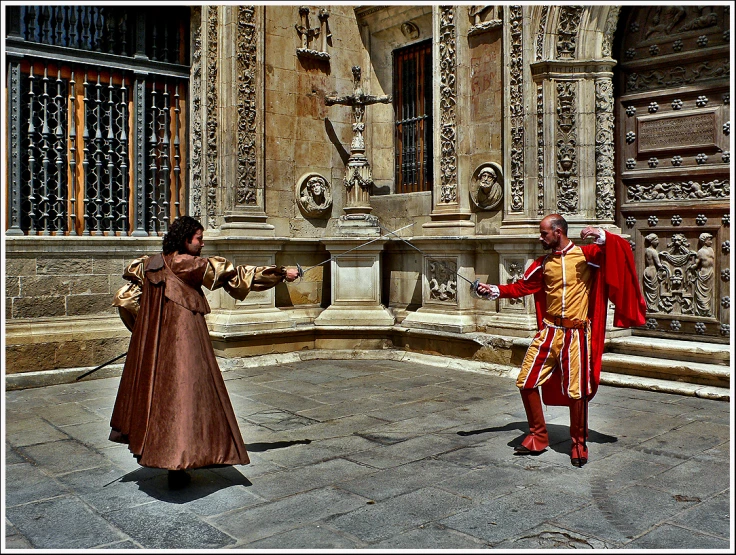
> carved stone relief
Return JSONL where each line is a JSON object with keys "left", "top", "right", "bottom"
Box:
{"left": 627, "top": 179, "right": 729, "bottom": 202}
{"left": 468, "top": 6, "right": 502, "bottom": 36}
{"left": 190, "top": 6, "right": 203, "bottom": 219}
{"left": 236, "top": 6, "right": 258, "bottom": 207}
{"left": 505, "top": 261, "right": 524, "bottom": 306}
{"left": 400, "top": 22, "right": 420, "bottom": 40}
{"left": 469, "top": 162, "right": 503, "bottom": 211}
{"left": 556, "top": 81, "right": 578, "bottom": 214}
{"left": 295, "top": 6, "right": 330, "bottom": 61}
{"left": 508, "top": 5, "right": 524, "bottom": 212}
{"left": 556, "top": 6, "right": 583, "bottom": 59}
{"left": 535, "top": 5, "right": 549, "bottom": 61}
{"left": 536, "top": 84, "right": 544, "bottom": 215}
{"left": 428, "top": 258, "right": 457, "bottom": 303}
{"left": 601, "top": 6, "right": 621, "bottom": 58}
{"left": 595, "top": 78, "right": 615, "bottom": 219}
{"left": 643, "top": 231, "right": 718, "bottom": 318}
{"left": 296, "top": 173, "right": 332, "bottom": 218}
{"left": 439, "top": 6, "right": 458, "bottom": 204}
{"left": 206, "top": 6, "right": 219, "bottom": 228}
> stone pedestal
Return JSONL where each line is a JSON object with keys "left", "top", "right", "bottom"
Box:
{"left": 314, "top": 238, "right": 394, "bottom": 327}
{"left": 204, "top": 237, "right": 294, "bottom": 336}
{"left": 401, "top": 239, "right": 477, "bottom": 334}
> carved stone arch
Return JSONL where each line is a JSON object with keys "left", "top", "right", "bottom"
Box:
{"left": 532, "top": 6, "right": 615, "bottom": 61}
{"left": 574, "top": 6, "right": 621, "bottom": 59}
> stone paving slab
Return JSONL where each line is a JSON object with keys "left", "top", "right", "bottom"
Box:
{"left": 4, "top": 357, "right": 733, "bottom": 550}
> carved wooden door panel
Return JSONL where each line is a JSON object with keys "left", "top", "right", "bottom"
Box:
{"left": 615, "top": 6, "right": 730, "bottom": 344}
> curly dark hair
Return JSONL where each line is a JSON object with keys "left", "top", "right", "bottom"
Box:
{"left": 162, "top": 216, "right": 204, "bottom": 254}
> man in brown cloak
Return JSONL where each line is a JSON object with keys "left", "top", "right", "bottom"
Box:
{"left": 110, "top": 216, "right": 299, "bottom": 487}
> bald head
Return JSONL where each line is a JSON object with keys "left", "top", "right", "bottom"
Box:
{"left": 539, "top": 214, "right": 569, "bottom": 251}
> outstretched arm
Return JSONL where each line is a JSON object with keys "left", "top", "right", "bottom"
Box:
{"left": 202, "top": 257, "right": 298, "bottom": 301}
{"left": 476, "top": 262, "right": 544, "bottom": 300}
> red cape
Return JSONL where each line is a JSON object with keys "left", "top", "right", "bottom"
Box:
{"left": 510, "top": 233, "right": 646, "bottom": 406}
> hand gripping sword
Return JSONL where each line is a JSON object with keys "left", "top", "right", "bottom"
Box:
{"left": 377, "top": 224, "right": 494, "bottom": 299}
{"left": 295, "top": 222, "right": 415, "bottom": 280}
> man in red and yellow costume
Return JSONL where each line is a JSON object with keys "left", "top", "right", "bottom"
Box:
{"left": 476, "top": 214, "right": 646, "bottom": 467}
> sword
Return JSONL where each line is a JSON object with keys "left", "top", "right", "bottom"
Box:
{"left": 296, "top": 222, "right": 415, "bottom": 279}
{"left": 378, "top": 224, "right": 493, "bottom": 299}
{"left": 75, "top": 352, "right": 127, "bottom": 381}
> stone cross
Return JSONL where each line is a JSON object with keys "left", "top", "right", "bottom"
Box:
{"left": 325, "top": 66, "right": 392, "bottom": 219}
{"left": 325, "top": 65, "right": 391, "bottom": 154}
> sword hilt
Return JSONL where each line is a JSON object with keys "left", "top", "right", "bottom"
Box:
{"left": 470, "top": 279, "right": 494, "bottom": 300}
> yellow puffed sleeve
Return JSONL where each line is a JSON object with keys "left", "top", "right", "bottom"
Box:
{"left": 112, "top": 256, "right": 148, "bottom": 332}
{"left": 202, "top": 256, "right": 284, "bottom": 301}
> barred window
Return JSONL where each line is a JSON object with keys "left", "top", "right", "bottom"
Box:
{"left": 5, "top": 6, "right": 190, "bottom": 236}
{"left": 393, "top": 40, "right": 433, "bottom": 194}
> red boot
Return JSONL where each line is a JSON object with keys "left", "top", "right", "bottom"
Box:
{"left": 569, "top": 398, "right": 589, "bottom": 467}
{"left": 515, "top": 388, "right": 549, "bottom": 454}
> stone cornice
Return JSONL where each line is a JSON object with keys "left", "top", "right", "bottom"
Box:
{"left": 530, "top": 59, "right": 616, "bottom": 78}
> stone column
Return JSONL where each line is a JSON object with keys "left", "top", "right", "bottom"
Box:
{"left": 423, "top": 5, "right": 474, "bottom": 236}
{"left": 313, "top": 238, "right": 394, "bottom": 327}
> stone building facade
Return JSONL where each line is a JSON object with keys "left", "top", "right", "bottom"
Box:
{"left": 4, "top": 5, "right": 732, "bottom": 387}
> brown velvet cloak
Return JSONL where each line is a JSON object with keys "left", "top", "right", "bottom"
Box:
{"left": 109, "top": 252, "right": 283, "bottom": 470}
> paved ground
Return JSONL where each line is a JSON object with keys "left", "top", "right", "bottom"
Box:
{"left": 4, "top": 356, "right": 733, "bottom": 550}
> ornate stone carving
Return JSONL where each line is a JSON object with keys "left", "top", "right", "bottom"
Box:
{"left": 556, "top": 81, "right": 578, "bottom": 214}
{"left": 645, "top": 232, "right": 718, "bottom": 317}
{"left": 428, "top": 258, "right": 457, "bottom": 303}
{"left": 296, "top": 173, "right": 332, "bottom": 218}
{"left": 556, "top": 6, "right": 583, "bottom": 59}
{"left": 642, "top": 233, "right": 666, "bottom": 312}
{"left": 535, "top": 5, "right": 549, "bottom": 61}
{"left": 206, "top": 6, "right": 218, "bottom": 228}
{"left": 508, "top": 5, "right": 524, "bottom": 212}
{"left": 625, "top": 61, "right": 730, "bottom": 93}
{"left": 295, "top": 6, "right": 330, "bottom": 61}
{"left": 595, "top": 78, "right": 615, "bottom": 220}
{"left": 439, "top": 6, "right": 458, "bottom": 204}
{"left": 692, "top": 232, "right": 715, "bottom": 317}
{"left": 469, "top": 162, "right": 503, "bottom": 211}
{"left": 236, "top": 6, "right": 258, "bottom": 206}
{"left": 400, "top": 22, "right": 420, "bottom": 40}
{"left": 506, "top": 261, "right": 524, "bottom": 305}
{"left": 325, "top": 66, "right": 391, "bottom": 216}
{"left": 627, "top": 179, "right": 730, "bottom": 202}
{"left": 468, "top": 6, "right": 502, "bottom": 36}
{"left": 190, "top": 6, "right": 203, "bottom": 219}
{"left": 601, "top": 6, "right": 621, "bottom": 58}
{"left": 537, "top": 84, "right": 544, "bottom": 215}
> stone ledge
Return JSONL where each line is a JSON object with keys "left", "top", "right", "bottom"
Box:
{"left": 599, "top": 371, "right": 730, "bottom": 402}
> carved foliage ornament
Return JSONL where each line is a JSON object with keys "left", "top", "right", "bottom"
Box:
{"left": 206, "top": 6, "right": 218, "bottom": 228}
{"left": 296, "top": 173, "right": 332, "bottom": 218}
{"left": 439, "top": 6, "right": 458, "bottom": 204}
{"left": 535, "top": 5, "right": 549, "bottom": 61}
{"left": 537, "top": 84, "right": 544, "bottom": 215}
{"left": 601, "top": 6, "right": 621, "bottom": 58}
{"left": 556, "top": 6, "right": 583, "bottom": 59}
{"left": 470, "top": 162, "right": 503, "bottom": 211}
{"left": 594, "top": 78, "right": 615, "bottom": 219}
{"left": 237, "top": 6, "right": 258, "bottom": 207}
{"left": 556, "top": 81, "right": 578, "bottom": 214}
{"left": 190, "top": 6, "right": 203, "bottom": 219}
{"left": 508, "top": 5, "right": 524, "bottom": 212}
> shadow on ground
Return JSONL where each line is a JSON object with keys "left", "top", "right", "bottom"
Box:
{"left": 457, "top": 421, "right": 618, "bottom": 454}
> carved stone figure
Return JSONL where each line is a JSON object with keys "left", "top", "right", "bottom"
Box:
{"left": 470, "top": 162, "right": 503, "bottom": 210}
{"left": 468, "top": 6, "right": 502, "bottom": 35}
{"left": 691, "top": 232, "right": 715, "bottom": 316}
{"left": 428, "top": 260, "right": 457, "bottom": 302}
{"left": 642, "top": 233, "right": 667, "bottom": 312}
{"left": 645, "top": 6, "right": 686, "bottom": 38}
{"left": 296, "top": 174, "right": 332, "bottom": 218}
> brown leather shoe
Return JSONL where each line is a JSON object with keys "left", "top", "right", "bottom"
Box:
{"left": 514, "top": 445, "right": 544, "bottom": 456}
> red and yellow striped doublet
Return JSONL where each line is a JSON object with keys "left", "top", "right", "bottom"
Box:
{"left": 500, "top": 242, "right": 602, "bottom": 400}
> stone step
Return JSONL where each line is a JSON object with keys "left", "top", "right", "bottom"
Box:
{"left": 599, "top": 372, "right": 729, "bottom": 401}
{"left": 606, "top": 336, "right": 730, "bottom": 366}
{"left": 601, "top": 351, "right": 730, "bottom": 390}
